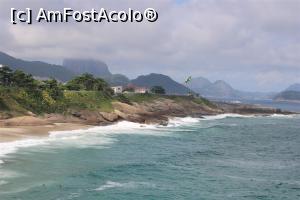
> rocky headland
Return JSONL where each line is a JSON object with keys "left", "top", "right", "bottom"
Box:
{"left": 0, "top": 96, "right": 294, "bottom": 127}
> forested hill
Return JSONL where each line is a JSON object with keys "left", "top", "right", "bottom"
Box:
{"left": 0, "top": 52, "right": 76, "bottom": 81}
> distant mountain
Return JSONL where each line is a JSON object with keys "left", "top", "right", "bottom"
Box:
{"left": 0, "top": 51, "right": 75, "bottom": 81}
{"left": 274, "top": 91, "right": 300, "bottom": 102}
{"left": 63, "top": 59, "right": 129, "bottom": 86}
{"left": 189, "top": 76, "right": 273, "bottom": 100}
{"left": 189, "top": 77, "right": 238, "bottom": 98}
{"left": 285, "top": 83, "right": 300, "bottom": 92}
{"left": 189, "top": 77, "right": 211, "bottom": 90}
{"left": 131, "top": 73, "right": 190, "bottom": 94}
{"left": 273, "top": 83, "right": 300, "bottom": 102}
{"left": 63, "top": 59, "right": 112, "bottom": 77}
{"left": 105, "top": 74, "right": 130, "bottom": 86}
{"left": 206, "top": 80, "right": 238, "bottom": 98}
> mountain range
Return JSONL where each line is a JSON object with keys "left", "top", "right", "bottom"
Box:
{"left": 0, "top": 52, "right": 129, "bottom": 86}
{"left": 62, "top": 59, "right": 130, "bottom": 86}
{"left": 0, "top": 52, "right": 189, "bottom": 94}
{"left": 189, "top": 77, "right": 274, "bottom": 100}
{"left": 0, "top": 51, "right": 295, "bottom": 100}
{"left": 189, "top": 77, "right": 238, "bottom": 98}
{"left": 63, "top": 59, "right": 112, "bottom": 77}
{"left": 0, "top": 52, "right": 75, "bottom": 81}
{"left": 131, "top": 73, "right": 190, "bottom": 95}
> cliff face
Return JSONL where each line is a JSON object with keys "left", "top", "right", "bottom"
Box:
{"left": 63, "top": 59, "right": 112, "bottom": 77}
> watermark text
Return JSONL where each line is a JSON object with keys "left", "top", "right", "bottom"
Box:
{"left": 11, "top": 8, "right": 158, "bottom": 24}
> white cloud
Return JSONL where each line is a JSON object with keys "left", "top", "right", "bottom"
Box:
{"left": 0, "top": 0, "right": 299, "bottom": 91}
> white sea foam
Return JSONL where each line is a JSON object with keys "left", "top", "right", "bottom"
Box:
{"left": 0, "top": 170, "right": 22, "bottom": 179}
{"left": 0, "top": 139, "right": 49, "bottom": 181}
{"left": 0, "top": 113, "right": 296, "bottom": 165}
{"left": 0, "top": 180, "right": 8, "bottom": 186}
{"left": 0, "top": 139, "right": 48, "bottom": 159}
{"left": 202, "top": 114, "right": 254, "bottom": 120}
{"left": 168, "top": 117, "right": 200, "bottom": 127}
{"left": 202, "top": 113, "right": 299, "bottom": 120}
{"left": 0, "top": 121, "right": 166, "bottom": 163}
{"left": 49, "top": 121, "right": 169, "bottom": 142}
{"left": 0, "top": 117, "right": 234, "bottom": 160}
{"left": 269, "top": 114, "right": 298, "bottom": 118}
{"left": 93, "top": 181, "right": 155, "bottom": 191}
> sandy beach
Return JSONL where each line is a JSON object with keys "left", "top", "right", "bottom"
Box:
{"left": 0, "top": 123, "right": 92, "bottom": 143}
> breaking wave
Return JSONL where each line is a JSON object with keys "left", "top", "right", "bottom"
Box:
{"left": 0, "top": 114, "right": 297, "bottom": 165}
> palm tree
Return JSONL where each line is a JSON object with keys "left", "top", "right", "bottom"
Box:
{"left": 184, "top": 76, "right": 192, "bottom": 95}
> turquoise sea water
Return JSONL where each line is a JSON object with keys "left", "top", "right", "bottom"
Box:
{"left": 0, "top": 114, "right": 300, "bottom": 200}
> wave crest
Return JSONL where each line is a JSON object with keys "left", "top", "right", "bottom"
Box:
{"left": 93, "top": 181, "right": 155, "bottom": 191}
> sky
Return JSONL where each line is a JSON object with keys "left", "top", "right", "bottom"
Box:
{"left": 0, "top": 0, "right": 300, "bottom": 92}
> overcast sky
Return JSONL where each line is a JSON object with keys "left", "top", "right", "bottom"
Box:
{"left": 1, "top": 0, "right": 300, "bottom": 92}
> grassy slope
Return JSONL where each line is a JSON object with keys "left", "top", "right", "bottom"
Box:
{"left": 64, "top": 91, "right": 113, "bottom": 112}
{"left": 0, "top": 87, "right": 113, "bottom": 116}
{"left": 121, "top": 93, "right": 216, "bottom": 107}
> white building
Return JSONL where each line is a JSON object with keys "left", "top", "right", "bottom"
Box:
{"left": 111, "top": 86, "right": 123, "bottom": 94}
{"left": 134, "top": 86, "right": 149, "bottom": 94}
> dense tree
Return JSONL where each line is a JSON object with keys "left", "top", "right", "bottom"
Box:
{"left": 0, "top": 66, "right": 116, "bottom": 114}
{"left": 65, "top": 73, "right": 95, "bottom": 91}
{"left": 151, "top": 86, "right": 166, "bottom": 94}
{"left": 41, "top": 79, "right": 64, "bottom": 100}
{"left": 0, "top": 65, "right": 13, "bottom": 86}
{"left": 12, "top": 70, "right": 38, "bottom": 90}
{"left": 65, "top": 73, "right": 113, "bottom": 95}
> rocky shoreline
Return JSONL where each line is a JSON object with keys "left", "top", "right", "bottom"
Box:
{"left": 0, "top": 98, "right": 295, "bottom": 128}
{"left": 0, "top": 97, "right": 297, "bottom": 143}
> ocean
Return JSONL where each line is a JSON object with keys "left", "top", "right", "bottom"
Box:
{"left": 0, "top": 114, "right": 300, "bottom": 199}
{"left": 213, "top": 98, "right": 300, "bottom": 112}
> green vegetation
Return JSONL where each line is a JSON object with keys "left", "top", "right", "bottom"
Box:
{"left": 191, "top": 96, "right": 217, "bottom": 107}
{"left": 65, "top": 73, "right": 113, "bottom": 95}
{"left": 163, "top": 94, "right": 216, "bottom": 107}
{"left": 122, "top": 92, "right": 215, "bottom": 108}
{"left": 64, "top": 91, "right": 113, "bottom": 112}
{"left": 0, "top": 66, "right": 113, "bottom": 115}
{"left": 113, "top": 94, "right": 132, "bottom": 105}
{"left": 0, "top": 66, "right": 215, "bottom": 117}
{"left": 151, "top": 86, "right": 166, "bottom": 94}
